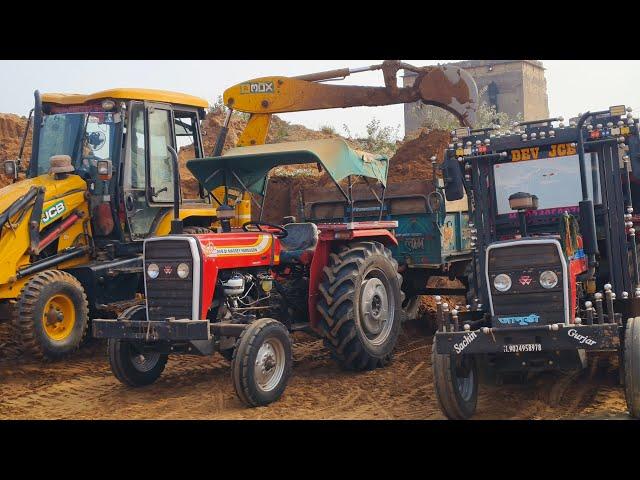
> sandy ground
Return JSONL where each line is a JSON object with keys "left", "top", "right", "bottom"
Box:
{"left": 0, "top": 318, "right": 632, "bottom": 420}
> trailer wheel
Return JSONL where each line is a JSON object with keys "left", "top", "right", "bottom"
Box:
{"left": 432, "top": 337, "right": 478, "bottom": 419}
{"left": 317, "top": 241, "right": 403, "bottom": 371}
{"left": 108, "top": 305, "right": 168, "bottom": 387}
{"left": 13, "top": 269, "right": 89, "bottom": 361}
{"left": 231, "top": 318, "right": 292, "bottom": 407}
{"left": 624, "top": 316, "right": 640, "bottom": 417}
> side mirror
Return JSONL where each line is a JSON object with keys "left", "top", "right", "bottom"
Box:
{"left": 97, "top": 159, "right": 113, "bottom": 181}
{"left": 3, "top": 160, "right": 19, "bottom": 181}
{"left": 443, "top": 156, "right": 464, "bottom": 201}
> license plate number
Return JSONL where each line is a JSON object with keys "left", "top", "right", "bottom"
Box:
{"left": 503, "top": 343, "right": 542, "bottom": 353}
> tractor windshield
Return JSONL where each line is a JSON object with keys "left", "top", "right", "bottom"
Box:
{"left": 33, "top": 112, "right": 119, "bottom": 177}
{"left": 492, "top": 153, "right": 601, "bottom": 215}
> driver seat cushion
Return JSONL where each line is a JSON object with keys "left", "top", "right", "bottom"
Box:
{"left": 279, "top": 223, "right": 319, "bottom": 264}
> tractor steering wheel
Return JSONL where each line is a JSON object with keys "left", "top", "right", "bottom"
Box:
{"left": 242, "top": 221, "right": 288, "bottom": 239}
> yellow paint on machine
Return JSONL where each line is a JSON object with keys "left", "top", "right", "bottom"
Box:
{"left": 42, "top": 88, "right": 208, "bottom": 109}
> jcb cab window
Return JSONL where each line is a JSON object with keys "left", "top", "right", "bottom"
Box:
{"left": 147, "top": 108, "right": 175, "bottom": 204}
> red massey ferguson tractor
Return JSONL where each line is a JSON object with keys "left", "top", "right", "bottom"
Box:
{"left": 93, "top": 139, "right": 403, "bottom": 406}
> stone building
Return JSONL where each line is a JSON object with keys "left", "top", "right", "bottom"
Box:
{"left": 403, "top": 60, "right": 549, "bottom": 134}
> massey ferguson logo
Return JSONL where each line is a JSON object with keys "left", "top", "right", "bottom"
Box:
{"left": 519, "top": 275, "right": 532, "bottom": 286}
{"left": 163, "top": 265, "right": 173, "bottom": 275}
{"left": 240, "top": 81, "right": 275, "bottom": 94}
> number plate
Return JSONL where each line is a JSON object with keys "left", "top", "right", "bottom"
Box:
{"left": 502, "top": 343, "right": 542, "bottom": 353}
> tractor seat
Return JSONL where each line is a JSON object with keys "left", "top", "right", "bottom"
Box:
{"left": 279, "top": 223, "right": 319, "bottom": 264}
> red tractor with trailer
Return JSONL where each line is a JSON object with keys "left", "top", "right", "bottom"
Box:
{"left": 93, "top": 139, "right": 403, "bottom": 406}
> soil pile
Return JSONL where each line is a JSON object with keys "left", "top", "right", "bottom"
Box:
{"left": 0, "top": 114, "right": 31, "bottom": 188}
{"left": 387, "top": 128, "right": 450, "bottom": 184}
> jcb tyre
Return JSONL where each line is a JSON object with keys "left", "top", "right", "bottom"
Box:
{"left": 432, "top": 337, "right": 478, "bottom": 420}
{"left": 624, "top": 316, "right": 640, "bottom": 418}
{"left": 14, "top": 269, "right": 89, "bottom": 361}
{"left": 108, "top": 305, "right": 168, "bottom": 387}
{"left": 317, "top": 241, "right": 403, "bottom": 371}
{"left": 183, "top": 226, "right": 213, "bottom": 234}
{"left": 231, "top": 318, "right": 292, "bottom": 407}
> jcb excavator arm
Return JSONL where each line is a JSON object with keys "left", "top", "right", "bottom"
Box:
{"left": 220, "top": 60, "right": 478, "bottom": 149}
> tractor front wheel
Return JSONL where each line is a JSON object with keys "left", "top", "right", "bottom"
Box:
{"left": 231, "top": 318, "right": 292, "bottom": 407}
{"left": 624, "top": 316, "right": 640, "bottom": 418}
{"left": 14, "top": 269, "right": 89, "bottom": 361}
{"left": 317, "top": 241, "right": 403, "bottom": 371}
{"left": 432, "top": 337, "right": 478, "bottom": 419}
{"left": 108, "top": 305, "right": 168, "bottom": 387}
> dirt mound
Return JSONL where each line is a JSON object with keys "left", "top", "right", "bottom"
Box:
{"left": 387, "top": 128, "right": 449, "bottom": 184}
{"left": 0, "top": 114, "right": 32, "bottom": 188}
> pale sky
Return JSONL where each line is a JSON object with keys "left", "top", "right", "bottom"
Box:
{"left": 1, "top": 60, "right": 638, "bottom": 138}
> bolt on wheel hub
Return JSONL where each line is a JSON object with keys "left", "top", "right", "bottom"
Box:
{"left": 254, "top": 339, "right": 285, "bottom": 392}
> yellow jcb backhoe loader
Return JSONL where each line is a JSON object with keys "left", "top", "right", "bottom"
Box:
{"left": 0, "top": 88, "right": 250, "bottom": 360}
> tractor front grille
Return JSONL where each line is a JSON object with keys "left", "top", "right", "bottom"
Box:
{"left": 144, "top": 238, "right": 197, "bottom": 321}
{"left": 486, "top": 240, "right": 566, "bottom": 327}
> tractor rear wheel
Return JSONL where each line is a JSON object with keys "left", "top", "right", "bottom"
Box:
{"left": 231, "top": 318, "right": 292, "bottom": 407}
{"left": 108, "top": 305, "right": 168, "bottom": 387}
{"left": 432, "top": 337, "right": 478, "bottom": 419}
{"left": 14, "top": 269, "right": 89, "bottom": 361}
{"left": 624, "top": 316, "right": 640, "bottom": 418}
{"left": 317, "top": 241, "right": 403, "bottom": 371}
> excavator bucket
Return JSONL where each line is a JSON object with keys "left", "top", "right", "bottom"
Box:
{"left": 415, "top": 65, "right": 479, "bottom": 128}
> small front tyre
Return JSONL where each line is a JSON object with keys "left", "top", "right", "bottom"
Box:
{"left": 107, "top": 305, "right": 168, "bottom": 387}
{"left": 624, "top": 316, "right": 640, "bottom": 417}
{"left": 432, "top": 337, "right": 478, "bottom": 419}
{"left": 231, "top": 318, "right": 292, "bottom": 407}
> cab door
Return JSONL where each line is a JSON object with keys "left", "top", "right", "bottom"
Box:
{"left": 122, "top": 101, "right": 176, "bottom": 239}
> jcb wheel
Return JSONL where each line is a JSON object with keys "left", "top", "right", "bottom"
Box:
{"left": 14, "top": 269, "right": 89, "bottom": 361}
{"left": 232, "top": 318, "right": 292, "bottom": 407}
{"left": 624, "top": 317, "right": 640, "bottom": 418}
{"left": 432, "top": 337, "right": 478, "bottom": 420}
{"left": 183, "top": 226, "right": 213, "bottom": 234}
{"left": 108, "top": 305, "right": 168, "bottom": 387}
{"left": 317, "top": 241, "right": 403, "bottom": 371}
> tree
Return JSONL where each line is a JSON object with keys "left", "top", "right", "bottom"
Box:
{"left": 342, "top": 118, "right": 401, "bottom": 157}
{"left": 410, "top": 85, "right": 523, "bottom": 134}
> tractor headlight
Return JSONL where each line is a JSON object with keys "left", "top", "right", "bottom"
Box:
{"left": 539, "top": 270, "right": 558, "bottom": 289}
{"left": 177, "top": 263, "right": 190, "bottom": 279}
{"left": 147, "top": 263, "right": 159, "bottom": 279}
{"left": 494, "top": 274, "right": 512, "bottom": 292}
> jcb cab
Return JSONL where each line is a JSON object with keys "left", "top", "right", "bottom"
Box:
{"left": 432, "top": 106, "right": 640, "bottom": 419}
{"left": 0, "top": 89, "right": 247, "bottom": 359}
{"left": 93, "top": 139, "right": 404, "bottom": 407}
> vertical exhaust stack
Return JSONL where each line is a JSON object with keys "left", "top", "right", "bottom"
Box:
{"left": 167, "top": 146, "right": 183, "bottom": 235}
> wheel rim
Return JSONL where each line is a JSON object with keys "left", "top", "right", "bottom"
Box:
{"left": 454, "top": 356, "right": 475, "bottom": 402}
{"left": 42, "top": 294, "right": 76, "bottom": 341}
{"left": 131, "top": 350, "right": 161, "bottom": 373}
{"left": 254, "top": 337, "right": 286, "bottom": 392}
{"left": 359, "top": 270, "right": 395, "bottom": 346}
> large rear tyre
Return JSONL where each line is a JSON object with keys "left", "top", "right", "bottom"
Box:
{"left": 13, "top": 269, "right": 89, "bottom": 361}
{"left": 432, "top": 337, "right": 478, "bottom": 420}
{"left": 108, "top": 305, "right": 168, "bottom": 387}
{"left": 624, "top": 316, "right": 640, "bottom": 418}
{"left": 231, "top": 318, "right": 292, "bottom": 407}
{"left": 317, "top": 241, "right": 403, "bottom": 371}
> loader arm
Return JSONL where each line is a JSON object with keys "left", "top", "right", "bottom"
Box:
{"left": 222, "top": 60, "right": 478, "bottom": 148}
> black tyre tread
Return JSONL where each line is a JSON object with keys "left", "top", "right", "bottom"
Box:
{"left": 108, "top": 338, "right": 168, "bottom": 387}
{"left": 317, "top": 241, "right": 403, "bottom": 371}
{"left": 108, "top": 305, "right": 167, "bottom": 387}
{"left": 13, "top": 269, "right": 89, "bottom": 361}
{"left": 431, "top": 337, "right": 477, "bottom": 420}
{"left": 231, "top": 318, "right": 292, "bottom": 407}
{"left": 183, "top": 226, "right": 214, "bottom": 234}
{"left": 624, "top": 317, "right": 640, "bottom": 417}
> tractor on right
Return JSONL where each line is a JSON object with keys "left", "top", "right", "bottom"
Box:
{"left": 432, "top": 105, "right": 640, "bottom": 419}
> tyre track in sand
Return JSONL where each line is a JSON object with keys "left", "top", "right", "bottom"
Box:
{"left": 0, "top": 319, "right": 632, "bottom": 419}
